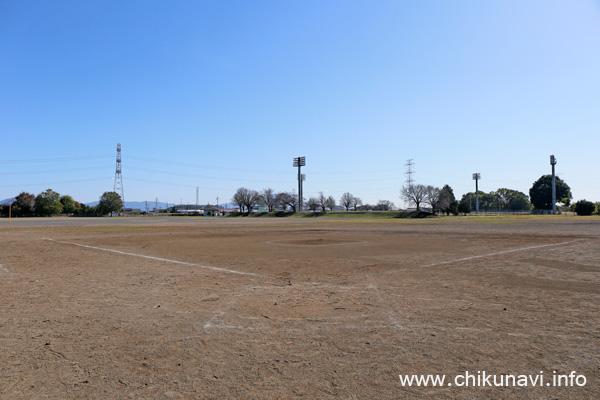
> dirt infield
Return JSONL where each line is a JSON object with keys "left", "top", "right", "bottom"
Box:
{"left": 1, "top": 216, "right": 599, "bottom": 399}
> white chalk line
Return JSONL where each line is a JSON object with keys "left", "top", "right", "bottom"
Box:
{"left": 0, "top": 264, "right": 11, "bottom": 274}
{"left": 42, "top": 238, "right": 261, "bottom": 278}
{"left": 416, "top": 239, "right": 586, "bottom": 269}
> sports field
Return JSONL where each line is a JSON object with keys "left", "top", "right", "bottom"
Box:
{"left": 1, "top": 216, "right": 598, "bottom": 399}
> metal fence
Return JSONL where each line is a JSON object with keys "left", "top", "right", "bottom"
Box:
{"left": 470, "top": 210, "right": 574, "bottom": 216}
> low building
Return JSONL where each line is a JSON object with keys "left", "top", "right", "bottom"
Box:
{"left": 122, "top": 208, "right": 142, "bottom": 215}
{"left": 203, "top": 206, "right": 221, "bottom": 216}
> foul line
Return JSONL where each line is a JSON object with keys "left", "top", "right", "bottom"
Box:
{"left": 42, "top": 238, "right": 261, "bottom": 277}
{"left": 417, "top": 239, "right": 586, "bottom": 269}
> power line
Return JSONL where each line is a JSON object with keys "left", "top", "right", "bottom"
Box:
{"left": 127, "top": 155, "right": 290, "bottom": 175}
{"left": 126, "top": 166, "right": 289, "bottom": 184}
{"left": 0, "top": 155, "right": 112, "bottom": 164}
{"left": 128, "top": 155, "right": 404, "bottom": 176}
{"left": 0, "top": 177, "right": 112, "bottom": 187}
{"left": 0, "top": 166, "right": 112, "bottom": 175}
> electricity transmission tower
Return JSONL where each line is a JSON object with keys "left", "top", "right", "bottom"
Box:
{"left": 405, "top": 159, "right": 415, "bottom": 188}
{"left": 113, "top": 143, "right": 124, "bottom": 207}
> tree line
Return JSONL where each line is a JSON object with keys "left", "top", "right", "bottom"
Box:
{"left": 231, "top": 174, "right": 599, "bottom": 216}
{"left": 2, "top": 174, "right": 597, "bottom": 218}
{"left": 0, "top": 190, "right": 124, "bottom": 217}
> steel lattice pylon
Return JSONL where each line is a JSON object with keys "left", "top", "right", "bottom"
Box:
{"left": 114, "top": 143, "right": 124, "bottom": 207}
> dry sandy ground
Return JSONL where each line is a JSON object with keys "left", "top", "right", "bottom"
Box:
{"left": 0, "top": 216, "right": 598, "bottom": 399}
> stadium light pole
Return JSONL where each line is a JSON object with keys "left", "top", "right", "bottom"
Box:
{"left": 293, "top": 156, "right": 306, "bottom": 212}
{"left": 472, "top": 173, "right": 481, "bottom": 214}
{"left": 550, "top": 155, "right": 557, "bottom": 214}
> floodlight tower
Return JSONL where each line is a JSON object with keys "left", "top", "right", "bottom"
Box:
{"left": 113, "top": 143, "right": 124, "bottom": 208}
{"left": 550, "top": 155, "right": 557, "bottom": 214}
{"left": 472, "top": 173, "right": 481, "bottom": 214}
{"left": 293, "top": 156, "right": 306, "bottom": 212}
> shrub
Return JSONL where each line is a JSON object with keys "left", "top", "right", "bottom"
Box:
{"left": 457, "top": 201, "right": 471, "bottom": 215}
{"left": 573, "top": 200, "right": 595, "bottom": 216}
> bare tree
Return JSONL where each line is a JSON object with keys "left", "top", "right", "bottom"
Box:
{"left": 243, "top": 189, "right": 260, "bottom": 213}
{"left": 375, "top": 200, "right": 395, "bottom": 211}
{"left": 425, "top": 186, "right": 441, "bottom": 214}
{"left": 232, "top": 187, "right": 259, "bottom": 213}
{"left": 317, "top": 192, "right": 336, "bottom": 212}
{"left": 307, "top": 197, "right": 319, "bottom": 211}
{"left": 261, "top": 188, "right": 279, "bottom": 212}
{"left": 401, "top": 184, "right": 427, "bottom": 211}
{"left": 351, "top": 196, "right": 362, "bottom": 211}
{"left": 276, "top": 191, "right": 298, "bottom": 212}
{"left": 340, "top": 192, "right": 354, "bottom": 211}
{"left": 232, "top": 187, "right": 246, "bottom": 212}
{"left": 325, "top": 195, "right": 336, "bottom": 211}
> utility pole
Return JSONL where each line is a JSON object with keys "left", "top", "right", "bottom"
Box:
{"left": 550, "top": 155, "right": 557, "bottom": 214}
{"left": 472, "top": 173, "right": 481, "bottom": 214}
{"left": 216, "top": 196, "right": 219, "bottom": 208}
{"left": 196, "top": 187, "right": 199, "bottom": 208}
{"left": 293, "top": 156, "right": 306, "bottom": 212}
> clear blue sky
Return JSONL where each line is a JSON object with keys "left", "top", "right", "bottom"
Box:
{"left": 1, "top": 1, "right": 599, "bottom": 206}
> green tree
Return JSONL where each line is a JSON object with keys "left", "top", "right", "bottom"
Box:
{"left": 457, "top": 200, "right": 471, "bottom": 215}
{"left": 74, "top": 203, "right": 97, "bottom": 216}
{"left": 491, "top": 188, "right": 532, "bottom": 211}
{"left": 97, "top": 192, "right": 123, "bottom": 215}
{"left": 35, "top": 189, "right": 63, "bottom": 217}
{"left": 573, "top": 200, "right": 595, "bottom": 216}
{"left": 460, "top": 191, "right": 495, "bottom": 211}
{"left": 439, "top": 185, "right": 457, "bottom": 215}
{"left": 449, "top": 200, "right": 459, "bottom": 215}
{"left": 12, "top": 192, "right": 36, "bottom": 217}
{"left": 529, "top": 175, "right": 572, "bottom": 210}
{"left": 60, "top": 195, "right": 78, "bottom": 214}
